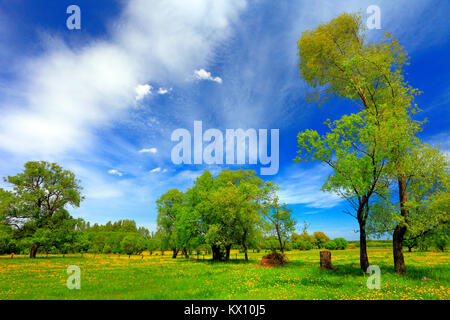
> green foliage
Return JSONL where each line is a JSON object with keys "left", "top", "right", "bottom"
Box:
{"left": 313, "top": 231, "right": 330, "bottom": 249}
{"left": 0, "top": 161, "right": 83, "bottom": 257}
{"left": 333, "top": 238, "right": 348, "bottom": 249}
{"left": 0, "top": 224, "right": 15, "bottom": 254}
{"left": 324, "top": 241, "right": 337, "bottom": 250}
{"left": 296, "top": 11, "right": 448, "bottom": 274}
{"left": 156, "top": 188, "right": 184, "bottom": 253}
{"left": 260, "top": 184, "right": 296, "bottom": 253}
{"left": 120, "top": 235, "right": 146, "bottom": 256}
{"left": 293, "top": 239, "right": 313, "bottom": 251}
{"left": 325, "top": 238, "right": 348, "bottom": 250}
{"left": 102, "top": 244, "right": 112, "bottom": 254}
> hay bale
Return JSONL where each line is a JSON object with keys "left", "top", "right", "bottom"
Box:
{"left": 259, "top": 251, "right": 287, "bottom": 267}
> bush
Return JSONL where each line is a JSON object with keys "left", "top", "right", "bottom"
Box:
{"left": 0, "top": 226, "right": 15, "bottom": 254}
{"left": 102, "top": 244, "right": 112, "bottom": 254}
{"left": 333, "top": 238, "right": 348, "bottom": 250}
{"left": 264, "top": 238, "right": 280, "bottom": 252}
{"left": 325, "top": 238, "right": 348, "bottom": 250}
{"left": 120, "top": 235, "right": 138, "bottom": 255}
{"left": 324, "top": 240, "right": 337, "bottom": 250}
{"left": 293, "top": 240, "right": 313, "bottom": 250}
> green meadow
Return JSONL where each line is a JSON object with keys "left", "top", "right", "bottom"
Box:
{"left": 1, "top": 248, "right": 448, "bottom": 300}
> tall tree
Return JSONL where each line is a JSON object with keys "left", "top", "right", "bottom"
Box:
{"left": 368, "top": 144, "right": 449, "bottom": 271}
{"left": 156, "top": 188, "right": 184, "bottom": 258}
{"left": 216, "top": 169, "right": 264, "bottom": 261}
{"left": 295, "top": 111, "right": 391, "bottom": 271}
{"left": 1, "top": 161, "right": 83, "bottom": 258}
{"left": 297, "top": 12, "right": 423, "bottom": 274}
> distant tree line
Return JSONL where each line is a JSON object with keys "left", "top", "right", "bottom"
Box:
{"left": 1, "top": 161, "right": 445, "bottom": 260}
{"left": 0, "top": 161, "right": 348, "bottom": 259}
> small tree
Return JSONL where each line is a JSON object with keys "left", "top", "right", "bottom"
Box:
{"left": 261, "top": 184, "right": 296, "bottom": 254}
{"left": 120, "top": 235, "right": 138, "bottom": 256}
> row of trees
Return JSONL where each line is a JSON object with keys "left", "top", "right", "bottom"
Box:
{"left": 296, "top": 12, "right": 449, "bottom": 274}
{"left": 0, "top": 161, "right": 344, "bottom": 258}
{"left": 291, "top": 229, "right": 348, "bottom": 251}
{"left": 0, "top": 161, "right": 156, "bottom": 257}
{"left": 156, "top": 169, "right": 297, "bottom": 261}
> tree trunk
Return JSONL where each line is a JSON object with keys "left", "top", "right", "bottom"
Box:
{"left": 182, "top": 248, "right": 189, "bottom": 258}
{"left": 393, "top": 175, "right": 408, "bottom": 274}
{"left": 172, "top": 248, "right": 178, "bottom": 259}
{"left": 393, "top": 225, "right": 406, "bottom": 274}
{"left": 212, "top": 245, "right": 221, "bottom": 261}
{"left": 242, "top": 231, "right": 248, "bottom": 262}
{"left": 275, "top": 225, "right": 284, "bottom": 253}
{"left": 358, "top": 219, "right": 369, "bottom": 272}
{"left": 225, "top": 244, "right": 231, "bottom": 261}
{"left": 408, "top": 247, "right": 412, "bottom": 252}
{"left": 30, "top": 243, "right": 39, "bottom": 258}
{"left": 243, "top": 245, "right": 248, "bottom": 262}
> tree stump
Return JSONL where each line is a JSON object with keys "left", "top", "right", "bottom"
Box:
{"left": 320, "top": 251, "right": 332, "bottom": 269}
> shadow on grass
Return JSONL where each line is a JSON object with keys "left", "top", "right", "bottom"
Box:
{"left": 323, "top": 261, "right": 449, "bottom": 282}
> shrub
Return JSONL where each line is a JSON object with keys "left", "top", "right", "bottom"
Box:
{"left": 333, "top": 238, "right": 348, "bottom": 250}
{"left": 325, "top": 238, "right": 348, "bottom": 250}
{"left": 120, "top": 235, "right": 138, "bottom": 255}
{"left": 294, "top": 240, "right": 313, "bottom": 250}
{"left": 102, "top": 244, "right": 112, "bottom": 254}
{"left": 324, "top": 240, "right": 337, "bottom": 250}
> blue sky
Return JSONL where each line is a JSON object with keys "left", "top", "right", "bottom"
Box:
{"left": 0, "top": 0, "right": 449, "bottom": 240}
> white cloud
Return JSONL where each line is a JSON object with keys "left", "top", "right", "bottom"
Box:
{"left": 150, "top": 167, "right": 161, "bottom": 173}
{"left": 108, "top": 169, "right": 123, "bottom": 176}
{"left": 157, "top": 87, "right": 171, "bottom": 95}
{"left": 139, "top": 147, "right": 157, "bottom": 154}
{"left": 135, "top": 84, "right": 152, "bottom": 100}
{"left": 194, "top": 69, "right": 223, "bottom": 83}
{"left": 0, "top": 0, "right": 246, "bottom": 157}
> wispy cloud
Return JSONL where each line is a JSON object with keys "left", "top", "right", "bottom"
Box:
{"left": 150, "top": 167, "right": 161, "bottom": 173}
{"left": 108, "top": 169, "right": 123, "bottom": 177}
{"left": 138, "top": 147, "right": 157, "bottom": 154}
{"left": 276, "top": 165, "right": 343, "bottom": 209}
{"left": 0, "top": 0, "right": 246, "bottom": 157}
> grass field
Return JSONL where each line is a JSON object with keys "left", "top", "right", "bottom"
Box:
{"left": 0, "top": 248, "right": 448, "bottom": 300}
